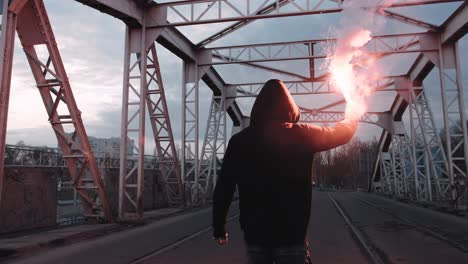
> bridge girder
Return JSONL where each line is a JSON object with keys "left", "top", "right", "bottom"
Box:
{"left": 370, "top": 3, "right": 468, "bottom": 208}
{"left": 0, "top": 0, "right": 467, "bottom": 219}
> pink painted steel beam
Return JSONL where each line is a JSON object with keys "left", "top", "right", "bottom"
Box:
{"left": 16, "top": 0, "right": 113, "bottom": 220}
{"left": 0, "top": 1, "right": 17, "bottom": 207}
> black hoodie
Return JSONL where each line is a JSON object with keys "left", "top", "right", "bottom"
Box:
{"left": 213, "top": 79, "right": 357, "bottom": 246}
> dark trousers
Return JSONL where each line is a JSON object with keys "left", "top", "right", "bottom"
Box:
{"left": 246, "top": 241, "right": 312, "bottom": 264}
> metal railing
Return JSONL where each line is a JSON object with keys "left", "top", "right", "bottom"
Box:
{"left": 4, "top": 144, "right": 160, "bottom": 170}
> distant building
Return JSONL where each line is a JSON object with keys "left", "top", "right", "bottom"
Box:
{"left": 88, "top": 136, "right": 135, "bottom": 158}
{"left": 60, "top": 135, "right": 134, "bottom": 158}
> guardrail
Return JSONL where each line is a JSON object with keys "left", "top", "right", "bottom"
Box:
{"left": 4, "top": 145, "right": 160, "bottom": 170}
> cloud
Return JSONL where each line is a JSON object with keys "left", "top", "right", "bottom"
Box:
{"left": 7, "top": 0, "right": 134, "bottom": 149}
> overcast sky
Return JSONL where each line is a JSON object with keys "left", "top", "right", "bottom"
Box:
{"left": 4, "top": 0, "right": 468, "bottom": 154}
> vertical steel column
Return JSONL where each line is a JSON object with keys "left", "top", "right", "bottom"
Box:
{"left": 0, "top": 0, "right": 16, "bottom": 206}
{"left": 119, "top": 22, "right": 148, "bottom": 219}
{"left": 408, "top": 103, "right": 422, "bottom": 201}
{"left": 182, "top": 62, "right": 200, "bottom": 205}
{"left": 145, "top": 44, "right": 183, "bottom": 206}
{"left": 16, "top": 0, "right": 112, "bottom": 220}
{"left": 137, "top": 21, "right": 147, "bottom": 216}
{"left": 454, "top": 42, "right": 468, "bottom": 208}
{"left": 436, "top": 40, "right": 467, "bottom": 208}
{"left": 181, "top": 57, "right": 210, "bottom": 205}
{"left": 181, "top": 61, "right": 187, "bottom": 203}
{"left": 119, "top": 27, "right": 131, "bottom": 219}
{"left": 308, "top": 43, "right": 315, "bottom": 79}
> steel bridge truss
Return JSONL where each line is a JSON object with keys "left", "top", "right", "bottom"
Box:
{"left": 152, "top": 0, "right": 462, "bottom": 27}
{"left": 119, "top": 25, "right": 182, "bottom": 219}
{"left": 206, "top": 32, "right": 435, "bottom": 66}
{"left": 146, "top": 45, "right": 183, "bottom": 206}
{"left": 0, "top": 0, "right": 112, "bottom": 220}
{"left": 408, "top": 87, "right": 450, "bottom": 202}
{"left": 378, "top": 88, "right": 451, "bottom": 203}
{"left": 1, "top": 0, "right": 467, "bottom": 221}
{"left": 374, "top": 26, "right": 468, "bottom": 209}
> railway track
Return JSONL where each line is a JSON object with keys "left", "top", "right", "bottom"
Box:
{"left": 328, "top": 193, "right": 386, "bottom": 264}
{"left": 130, "top": 192, "right": 468, "bottom": 264}
{"left": 130, "top": 214, "right": 239, "bottom": 264}
{"left": 350, "top": 194, "right": 468, "bottom": 254}
{"left": 328, "top": 192, "right": 468, "bottom": 264}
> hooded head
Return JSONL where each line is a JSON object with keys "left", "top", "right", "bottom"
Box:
{"left": 250, "top": 79, "right": 301, "bottom": 127}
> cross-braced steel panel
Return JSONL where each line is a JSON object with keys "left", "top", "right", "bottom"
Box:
{"left": 15, "top": 0, "right": 112, "bottom": 220}
{"left": 119, "top": 25, "right": 148, "bottom": 219}
{"left": 146, "top": 44, "right": 183, "bottom": 206}
{"left": 408, "top": 87, "right": 451, "bottom": 202}
{"left": 199, "top": 95, "right": 228, "bottom": 202}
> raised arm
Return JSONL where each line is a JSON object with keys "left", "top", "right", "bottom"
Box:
{"left": 212, "top": 136, "right": 238, "bottom": 242}
{"left": 297, "top": 118, "right": 358, "bottom": 152}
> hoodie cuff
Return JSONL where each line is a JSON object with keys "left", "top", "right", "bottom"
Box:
{"left": 213, "top": 225, "right": 226, "bottom": 238}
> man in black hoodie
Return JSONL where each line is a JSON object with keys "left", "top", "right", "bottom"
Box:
{"left": 212, "top": 79, "right": 358, "bottom": 264}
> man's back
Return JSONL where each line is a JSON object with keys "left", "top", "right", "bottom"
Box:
{"left": 229, "top": 125, "right": 315, "bottom": 246}
{"left": 212, "top": 79, "right": 357, "bottom": 247}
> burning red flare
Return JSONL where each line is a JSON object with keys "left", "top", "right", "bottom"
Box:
{"left": 328, "top": 29, "right": 378, "bottom": 120}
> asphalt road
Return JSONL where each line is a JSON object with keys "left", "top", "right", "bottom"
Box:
{"left": 9, "top": 191, "right": 468, "bottom": 264}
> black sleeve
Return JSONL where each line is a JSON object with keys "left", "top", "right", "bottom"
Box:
{"left": 212, "top": 136, "right": 238, "bottom": 238}
{"left": 297, "top": 119, "right": 358, "bottom": 152}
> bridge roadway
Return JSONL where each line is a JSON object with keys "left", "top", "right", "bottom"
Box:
{"left": 7, "top": 191, "right": 468, "bottom": 264}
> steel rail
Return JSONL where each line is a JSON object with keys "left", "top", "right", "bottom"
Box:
{"left": 328, "top": 193, "right": 385, "bottom": 264}
{"left": 349, "top": 194, "right": 468, "bottom": 253}
{"left": 130, "top": 213, "right": 239, "bottom": 264}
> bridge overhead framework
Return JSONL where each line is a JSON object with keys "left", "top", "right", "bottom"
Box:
{"left": 0, "top": 0, "right": 467, "bottom": 223}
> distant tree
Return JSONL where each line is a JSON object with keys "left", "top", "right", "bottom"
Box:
{"left": 313, "top": 137, "right": 378, "bottom": 189}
